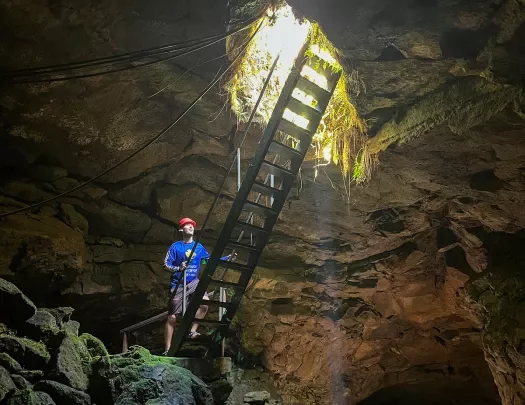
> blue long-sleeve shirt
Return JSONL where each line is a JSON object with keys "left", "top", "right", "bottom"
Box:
{"left": 164, "top": 241, "right": 228, "bottom": 288}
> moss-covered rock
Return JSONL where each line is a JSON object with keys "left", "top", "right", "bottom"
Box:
{"left": 34, "top": 380, "right": 91, "bottom": 405}
{"left": 0, "top": 365, "right": 16, "bottom": 401}
{"left": 5, "top": 389, "right": 56, "bottom": 405}
{"left": 18, "top": 370, "right": 45, "bottom": 382}
{"left": 11, "top": 374, "right": 32, "bottom": 390}
{"left": 64, "top": 321, "right": 80, "bottom": 336}
{"left": 79, "top": 333, "right": 109, "bottom": 358}
{"left": 43, "top": 308, "right": 74, "bottom": 329}
{"left": 0, "top": 323, "right": 13, "bottom": 335}
{"left": 0, "top": 353, "right": 23, "bottom": 374}
{"left": 50, "top": 333, "right": 91, "bottom": 392}
{"left": 0, "top": 278, "right": 37, "bottom": 327}
{"left": 363, "top": 76, "right": 525, "bottom": 176}
{"left": 89, "top": 346, "right": 213, "bottom": 405}
{"left": 20, "top": 310, "right": 60, "bottom": 342}
{"left": 0, "top": 335, "right": 50, "bottom": 370}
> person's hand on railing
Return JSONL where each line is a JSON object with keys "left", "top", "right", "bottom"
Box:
{"left": 229, "top": 252, "right": 238, "bottom": 261}
{"left": 181, "top": 261, "right": 188, "bottom": 271}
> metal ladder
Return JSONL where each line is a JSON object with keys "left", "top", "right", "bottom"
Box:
{"left": 168, "top": 43, "right": 342, "bottom": 357}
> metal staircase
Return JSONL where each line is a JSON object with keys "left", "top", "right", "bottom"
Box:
{"left": 168, "top": 43, "right": 342, "bottom": 357}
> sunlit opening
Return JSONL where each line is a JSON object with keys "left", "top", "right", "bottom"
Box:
{"left": 283, "top": 108, "right": 309, "bottom": 130}
{"left": 226, "top": 4, "right": 311, "bottom": 123}
{"left": 292, "top": 88, "right": 318, "bottom": 108}
{"left": 300, "top": 65, "right": 329, "bottom": 90}
{"left": 226, "top": 2, "right": 367, "bottom": 189}
{"left": 310, "top": 44, "right": 337, "bottom": 65}
{"left": 323, "top": 145, "right": 332, "bottom": 162}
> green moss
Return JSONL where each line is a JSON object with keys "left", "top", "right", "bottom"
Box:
{"left": 0, "top": 335, "right": 50, "bottom": 370}
{"left": 89, "top": 346, "right": 212, "bottom": 404}
{"left": 79, "top": 333, "right": 109, "bottom": 358}
{"left": 0, "top": 353, "right": 22, "bottom": 373}
{"left": 4, "top": 388, "right": 55, "bottom": 405}
{"left": 52, "top": 332, "right": 91, "bottom": 391}
{"left": 469, "top": 273, "right": 525, "bottom": 348}
{"left": 357, "top": 76, "right": 525, "bottom": 182}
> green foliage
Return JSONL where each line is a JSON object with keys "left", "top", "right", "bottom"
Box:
{"left": 79, "top": 333, "right": 109, "bottom": 358}
{"left": 355, "top": 76, "right": 525, "bottom": 183}
{"left": 225, "top": 8, "right": 366, "bottom": 197}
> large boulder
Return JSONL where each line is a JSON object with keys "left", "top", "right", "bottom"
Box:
{"left": 20, "top": 310, "right": 60, "bottom": 342}
{"left": 79, "top": 333, "right": 109, "bottom": 358}
{"left": 34, "top": 381, "right": 90, "bottom": 405}
{"left": 89, "top": 346, "right": 213, "bottom": 405}
{"left": 0, "top": 335, "right": 50, "bottom": 370}
{"left": 50, "top": 333, "right": 91, "bottom": 392}
{"left": 43, "top": 308, "right": 75, "bottom": 329}
{"left": 10, "top": 374, "right": 32, "bottom": 390}
{"left": 0, "top": 278, "right": 37, "bottom": 327}
{"left": 0, "top": 353, "right": 23, "bottom": 374}
{"left": 5, "top": 389, "right": 56, "bottom": 405}
{"left": 0, "top": 365, "right": 16, "bottom": 402}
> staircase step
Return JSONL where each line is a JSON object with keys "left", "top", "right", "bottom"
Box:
{"left": 287, "top": 96, "right": 323, "bottom": 118}
{"left": 218, "top": 260, "right": 254, "bottom": 273}
{"left": 234, "top": 221, "right": 269, "bottom": 236}
{"left": 193, "top": 319, "right": 230, "bottom": 326}
{"left": 260, "top": 161, "right": 295, "bottom": 182}
{"left": 252, "top": 181, "right": 282, "bottom": 198}
{"left": 295, "top": 76, "right": 331, "bottom": 97}
{"left": 226, "top": 240, "right": 259, "bottom": 252}
{"left": 209, "top": 279, "right": 247, "bottom": 289}
{"left": 202, "top": 300, "right": 236, "bottom": 310}
{"left": 294, "top": 77, "right": 332, "bottom": 111}
{"left": 243, "top": 201, "right": 277, "bottom": 218}
{"left": 304, "top": 56, "right": 341, "bottom": 88}
{"left": 268, "top": 140, "right": 303, "bottom": 160}
{"left": 286, "top": 98, "right": 323, "bottom": 125}
{"left": 278, "top": 119, "right": 312, "bottom": 145}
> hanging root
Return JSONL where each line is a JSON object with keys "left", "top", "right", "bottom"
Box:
{"left": 352, "top": 145, "right": 378, "bottom": 184}
{"left": 225, "top": 6, "right": 370, "bottom": 189}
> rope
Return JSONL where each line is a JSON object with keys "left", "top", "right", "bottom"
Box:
{"left": 0, "top": 20, "right": 264, "bottom": 220}
{"left": 169, "top": 47, "right": 280, "bottom": 301}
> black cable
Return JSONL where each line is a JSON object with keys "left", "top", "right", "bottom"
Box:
{"left": 7, "top": 38, "right": 223, "bottom": 83}
{"left": 6, "top": 18, "right": 260, "bottom": 84}
{"left": 4, "top": 12, "right": 264, "bottom": 77}
{"left": 5, "top": 33, "right": 225, "bottom": 77}
{"left": 4, "top": 12, "right": 266, "bottom": 84}
{"left": 0, "top": 21, "right": 263, "bottom": 220}
{"left": 5, "top": 35, "right": 225, "bottom": 78}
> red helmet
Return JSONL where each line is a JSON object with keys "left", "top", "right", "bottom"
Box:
{"left": 179, "top": 217, "right": 196, "bottom": 228}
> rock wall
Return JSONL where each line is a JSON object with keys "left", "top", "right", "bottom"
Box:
{"left": 0, "top": 159, "right": 240, "bottom": 347}
{"left": 468, "top": 231, "right": 525, "bottom": 405}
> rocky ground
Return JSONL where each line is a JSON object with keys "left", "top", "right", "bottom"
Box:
{"left": 0, "top": 277, "right": 233, "bottom": 405}
{"left": 1, "top": 0, "right": 525, "bottom": 404}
